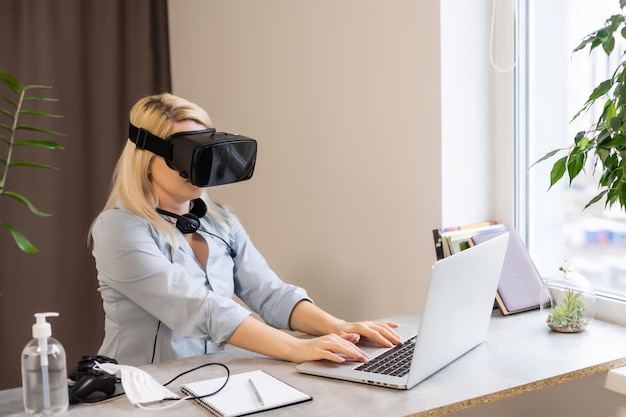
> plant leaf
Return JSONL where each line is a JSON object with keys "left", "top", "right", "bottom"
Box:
{"left": 567, "top": 151, "right": 586, "bottom": 183}
{"left": 23, "top": 96, "right": 58, "bottom": 102}
{"left": 15, "top": 125, "right": 64, "bottom": 136}
{"left": 0, "top": 71, "right": 22, "bottom": 94}
{"left": 15, "top": 140, "right": 64, "bottom": 149}
{"left": 0, "top": 107, "right": 14, "bottom": 120}
{"left": 603, "top": 34, "right": 616, "bottom": 55}
{"left": 531, "top": 148, "right": 562, "bottom": 168}
{"left": 23, "top": 84, "right": 52, "bottom": 91}
{"left": 587, "top": 79, "right": 614, "bottom": 103}
{"left": 9, "top": 160, "right": 60, "bottom": 170}
{"left": 0, "top": 121, "right": 13, "bottom": 131}
{"left": 585, "top": 190, "right": 609, "bottom": 210}
{"left": 619, "top": 181, "right": 626, "bottom": 209}
{"left": 20, "top": 109, "right": 62, "bottom": 118}
{"left": 3, "top": 191, "right": 52, "bottom": 216}
{"left": 610, "top": 116, "right": 622, "bottom": 131}
{"left": 0, "top": 221, "right": 38, "bottom": 253}
{"left": 599, "top": 133, "right": 626, "bottom": 148}
{"left": 597, "top": 129, "right": 612, "bottom": 145}
{"left": 549, "top": 156, "right": 568, "bottom": 189}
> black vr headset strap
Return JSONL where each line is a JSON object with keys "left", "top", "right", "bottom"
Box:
{"left": 128, "top": 123, "right": 174, "bottom": 160}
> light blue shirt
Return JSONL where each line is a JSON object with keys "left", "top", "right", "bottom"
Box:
{"left": 91, "top": 207, "right": 311, "bottom": 366}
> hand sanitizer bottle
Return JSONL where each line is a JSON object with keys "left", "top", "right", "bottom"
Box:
{"left": 21, "top": 312, "right": 69, "bottom": 415}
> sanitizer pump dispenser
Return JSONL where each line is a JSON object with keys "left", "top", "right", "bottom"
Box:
{"left": 21, "top": 312, "right": 69, "bottom": 415}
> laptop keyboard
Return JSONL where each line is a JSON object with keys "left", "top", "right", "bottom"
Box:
{"left": 354, "top": 335, "right": 417, "bottom": 377}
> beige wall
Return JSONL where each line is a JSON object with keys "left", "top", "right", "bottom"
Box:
{"left": 170, "top": 3, "right": 626, "bottom": 416}
{"left": 168, "top": 0, "right": 442, "bottom": 321}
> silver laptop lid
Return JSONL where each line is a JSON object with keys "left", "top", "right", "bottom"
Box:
{"left": 406, "top": 231, "right": 509, "bottom": 388}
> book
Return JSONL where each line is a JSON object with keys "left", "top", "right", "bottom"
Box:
{"left": 432, "top": 221, "right": 503, "bottom": 259}
{"left": 180, "top": 369, "right": 312, "bottom": 417}
{"left": 469, "top": 229, "right": 544, "bottom": 315}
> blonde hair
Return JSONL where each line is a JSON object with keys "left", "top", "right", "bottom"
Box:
{"left": 89, "top": 93, "right": 230, "bottom": 248}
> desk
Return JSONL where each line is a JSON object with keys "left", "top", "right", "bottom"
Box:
{"left": 2, "top": 310, "right": 626, "bottom": 417}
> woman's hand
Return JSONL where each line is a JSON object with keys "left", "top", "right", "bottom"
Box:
{"left": 287, "top": 321, "right": 402, "bottom": 363}
{"left": 289, "top": 334, "right": 370, "bottom": 363}
{"left": 333, "top": 321, "right": 402, "bottom": 348}
{"left": 228, "top": 316, "right": 373, "bottom": 364}
{"left": 289, "top": 301, "right": 402, "bottom": 349}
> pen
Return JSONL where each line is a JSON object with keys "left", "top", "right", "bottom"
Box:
{"left": 248, "top": 378, "right": 264, "bottom": 406}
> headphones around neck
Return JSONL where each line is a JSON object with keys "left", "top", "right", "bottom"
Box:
{"left": 156, "top": 198, "right": 207, "bottom": 234}
{"left": 156, "top": 198, "right": 237, "bottom": 257}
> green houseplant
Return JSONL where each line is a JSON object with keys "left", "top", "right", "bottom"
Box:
{"left": 535, "top": 0, "right": 626, "bottom": 210}
{"left": 0, "top": 70, "right": 63, "bottom": 253}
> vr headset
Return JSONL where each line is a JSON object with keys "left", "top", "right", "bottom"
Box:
{"left": 128, "top": 123, "right": 257, "bottom": 187}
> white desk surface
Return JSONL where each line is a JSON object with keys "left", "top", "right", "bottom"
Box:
{"left": 2, "top": 310, "right": 626, "bottom": 417}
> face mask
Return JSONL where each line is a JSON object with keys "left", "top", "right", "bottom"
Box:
{"left": 94, "top": 362, "right": 179, "bottom": 406}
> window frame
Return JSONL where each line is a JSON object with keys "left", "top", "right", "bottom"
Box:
{"left": 511, "top": 0, "right": 626, "bottom": 326}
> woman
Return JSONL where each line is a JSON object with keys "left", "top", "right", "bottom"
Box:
{"left": 89, "top": 93, "right": 400, "bottom": 366}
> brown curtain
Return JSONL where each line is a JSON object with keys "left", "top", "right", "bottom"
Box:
{"left": 0, "top": 0, "right": 171, "bottom": 389}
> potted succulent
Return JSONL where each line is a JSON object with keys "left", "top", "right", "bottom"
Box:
{"left": 0, "top": 70, "right": 63, "bottom": 254}
{"left": 546, "top": 289, "right": 588, "bottom": 332}
{"left": 540, "top": 265, "right": 596, "bottom": 333}
{"left": 535, "top": 1, "right": 626, "bottom": 210}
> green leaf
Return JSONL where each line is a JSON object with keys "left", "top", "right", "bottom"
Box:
{"left": 617, "top": 82, "right": 626, "bottom": 100}
{"left": 621, "top": 0, "right": 626, "bottom": 9}
{"left": 14, "top": 140, "right": 64, "bottom": 149}
{"left": 597, "top": 129, "right": 612, "bottom": 145}
{"left": 0, "top": 93, "right": 17, "bottom": 108}
{"left": 619, "top": 181, "right": 626, "bottom": 208}
{"left": 0, "top": 71, "right": 22, "bottom": 94}
{"left": 4, "top": 191, "right": 52, "bottom": 216}
{"left": 609, "top": 14, "right": 626, "bottom": 27}
{"left": 585, "top": 190, "right": 609, "bottom": 210}
{"left": 531, "top": 148, "right": 562, "bottom": 168}
{"left": 590, "top": 37, "right": 604, "bottom": 52}
{"left": 567, "top": 151, "right": 586, "bottom": 183}
{"left": 610, "top": 116, "right": 623, "bottom": 131}
{"left": 574, "top": 130, "right": 586, "bottom": 142}
{"left": 608, "top": 187, "right": 619, "bottom": 206}
{"left": 603, "top": 34, "right": 616, "bottom": 55}
{"left": 601, "top": 97, "right": 617, "bottom": 120}
{"left": 22, "top": 96, "right": 58, "bottom": 102}
{"left": 0, "top": 221, "right": 38, "bottom": 253}
{"left": 15, "top": 125, "right": 64, "bottom": 136}
{"left": 10, "top": 160, "right": 60, "bottom": 170}
{"left": 599, "top": 133, "right": 626, "bottom": 149}
{"left": 587, "top": 79, "right": 614, "bottom": 103}
{"left": 549, "top": 156, "right": 568, "bottom": 189}
{"left": 20, "top": 109, "right": 62, "bottom": 118}
{"left": 0, "top": 107, "right": 14, "bottom": 120}
{"left": 599, "top": 165, "right": 616, "bottom": 187}
{"left": 573, "top": 34, "right": 596, "bottom": 53}
{"left": 23, "top": 84, "right": 52, "bottom": 91}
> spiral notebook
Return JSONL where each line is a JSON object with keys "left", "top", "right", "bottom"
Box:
{"left": 180, "top": 369, "right": 312, "bottom": 416}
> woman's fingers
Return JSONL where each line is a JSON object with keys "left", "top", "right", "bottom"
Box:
{"left": 308, "top": 334, "right": 369, "bottom": 363}
{"left": 339, "top": 321, "right": 402, "bottom": 347}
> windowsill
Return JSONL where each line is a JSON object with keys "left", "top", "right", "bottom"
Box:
{"left": 595, "top": 293, "right": 626, "bottom": 327}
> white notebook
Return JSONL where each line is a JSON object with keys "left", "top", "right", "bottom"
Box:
{"left": 180, "top": 370, "right": 312, "bottom": 417}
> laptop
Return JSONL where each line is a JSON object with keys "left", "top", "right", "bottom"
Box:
{"left": 296, "top": 231, "right": 510, "bottom": 390}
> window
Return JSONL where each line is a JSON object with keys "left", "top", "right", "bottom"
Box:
{"left": 518, "top": 0, "right": 626, "bottom": 301}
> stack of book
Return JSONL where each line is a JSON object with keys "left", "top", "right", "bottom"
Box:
{"left": 432, "top": 221, "right": 544, "bottom": 315}
{"left": 432, "top": 221, "right": 507, "bottom": 260}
